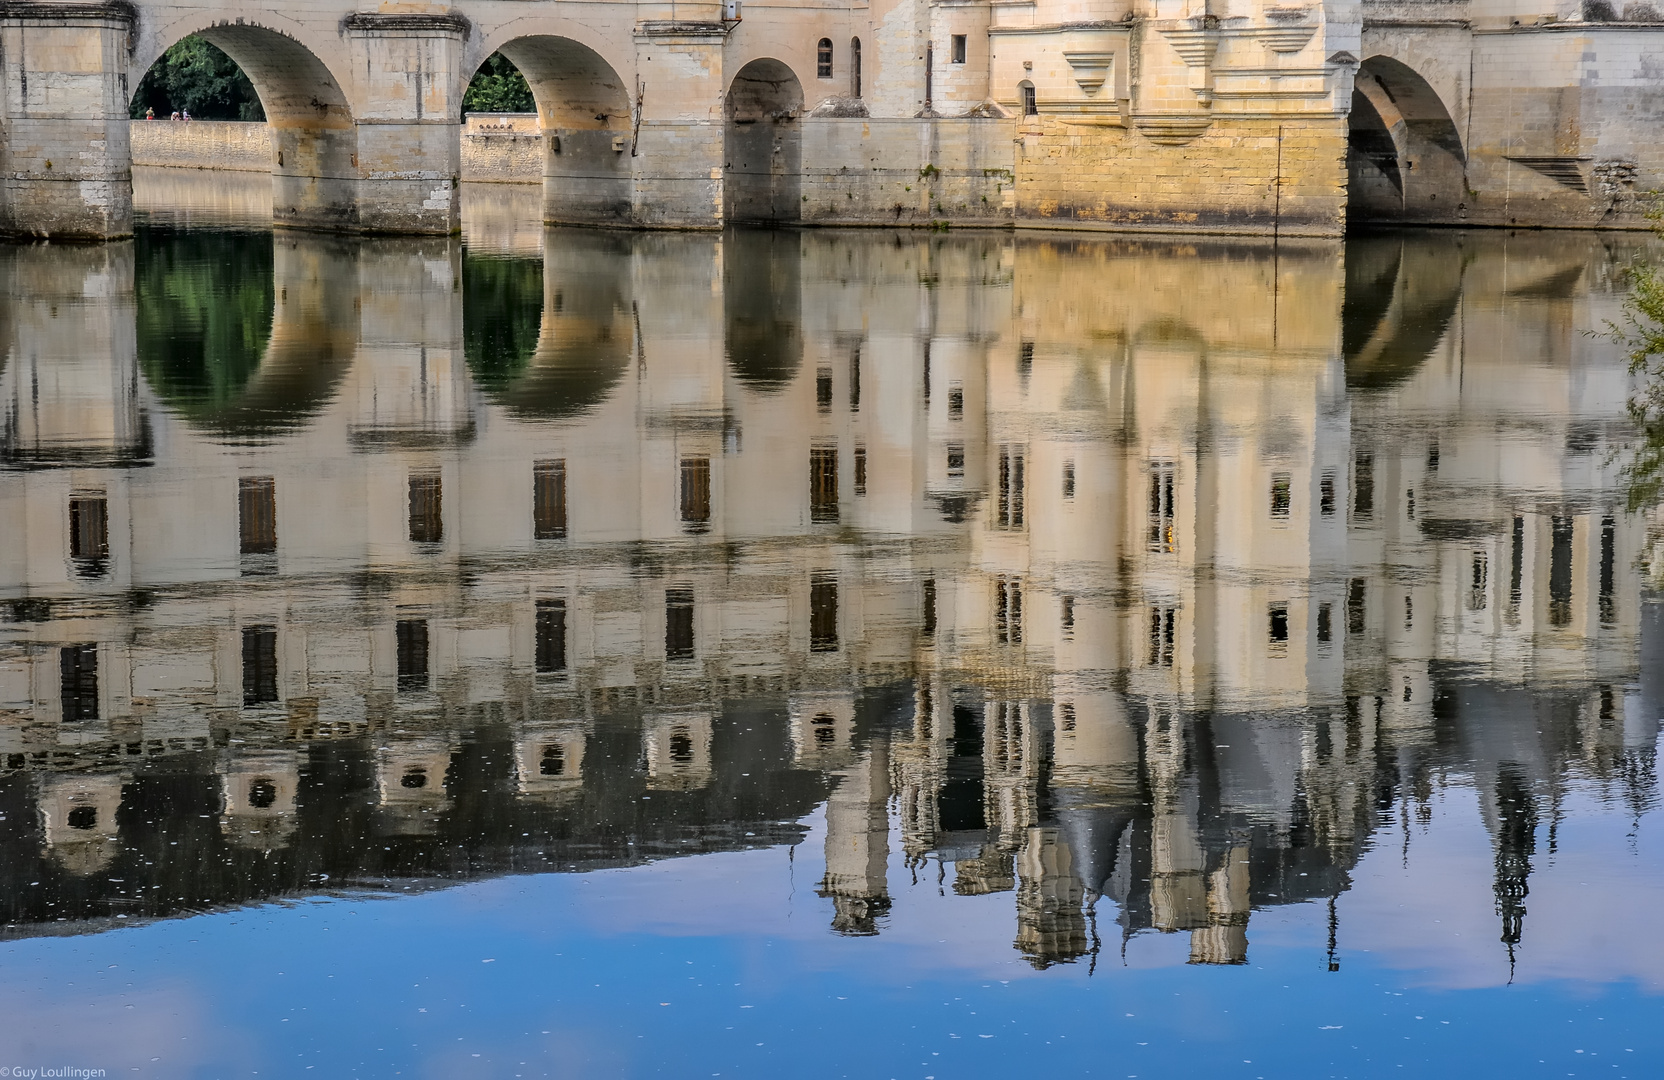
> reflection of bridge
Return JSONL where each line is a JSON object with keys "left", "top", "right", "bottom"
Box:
{"left": 3, "top": 0, "right": 1663, "bottom": 237}
{"left": 1, "top": 227, "right": 1660, "bottom": 968}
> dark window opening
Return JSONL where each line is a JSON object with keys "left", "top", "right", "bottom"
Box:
{"left": 951, "top": 34, "right": 967, "bottom": 64}
{"left": 1353, "top": 452, "right": 1374, "bottom": 520}
{"left": 1018, "top": 340, "right": 1034, "bottom": 384}
{"left": 409, "top": 474, "right": 443, "bottom": 544}
{"left": 67, "top": 805, "right": 98, "bottom": 830}
{"left": 1509, "top": 515, "right": 1525, "bottom": 618}
{"left": 817, "top": 37, "right": 834, "bottom": 79}
{"left": 680, "top": 457, "right": 712, "bottom": 532}
{"left": 666, "top": 586, "right": 695, "bottom": 661}
{"left": 536, "top": 598, "right": 568, "bottom": 674}
{"left": 1319, "top": 472, "right": 1336, "bottom": 516}
{"left": 1406, "top": 488, "right": 1416, "bottom": 520}
{"left": 922, "top": 578, "right": 937, "bottom": 638}
{"left": 854, "top": 445, "right": 867, "bottom": 496}
{"left": 1347, "top": 578, "right": 1366, "bottom": 635}
{"left": 1599, "top": 516, "right": 1616, "bottom": 626}
{"left": 535, "top": 460, "right": 568, "bottom": 540}
{"left": 248, "top": 779, "right": 278, "bottom": 809}
{"left": 922, "top": 341, "right": 932, "bottom": 403}
{"left": 60, "top": 644, "right": 99, "bottom": 722}
{"left": 1469, "top": 551, "right": 1489, "bottom": 611}
{"left": 396, "top": 619, "right": 430, "bottom": 691}
{"left": 239, "top": 477, "right": 277, "bottom": 555}
{"left": 401, "top": 768, "right": 428, "bottom": 789}
{"left": 1549, "top": 516, "right": 1574, "bottom": 627}
{"left": 947, "top": 444, "right": 965, "bottom": 478}
{"left": 1427, "top": 440, "right": 1440, "bottom": 473}
{"left": 947, "top": 383, "right": 964, "bottom": 419}
{"left": 1148, "top": 606, "right": 1175, "bottom": 667}
{"left": 995, "top": 576, "right": 1023, "bottom": 645}
{"left": 1021, "top": 83, "right": 1037, "bottom": 116}
{"left": 849, "top": 347, "right": 862, "bottom": 412}
{"left": 1061, "top": 594, "right": 1075, "bottom": 637}
{"left": 670, "top": 732, "right": 696, "bottom": 763}
{"left": 540, "top": 744, "right": 566, "bottom": 776}
{"left": 1404, "top": 594, "right": 1414, "bottom": 631}
{"left": 1062, "top": 461, "right": 1076, "bottom": 500}
{"left": 1058, "top": 702, "right": 1076, "bottom": 732}
{"left": 69, "top": 494, "right": 109, "bottom": 576}
{"left": 1317, "top": 602, "right": 1332, "bottom": 643}
{"left": 1269, "top": 604, "right": 1290, "bottom": 650}
{"left": 996, "top": 445, "right": 1025, "bottom": 529}
{"left": 242, "top": 625, "right": 279, "bottom": 706}
{"left": 813, "top": 712, "right": 837, "bottom": 744}
{"left": 810, "top": 445, "right": 839, "bottom": 523}
{"left": 1148, "top": 462, "right": 1176, "bottom": 553}
{"left": 811, "top": 574, "right": 839, "bottom": 652}
{"left": 851, "top": 37, "right": 862, "bottom": 97}
{"left": 1270, "top": 472, "right": 1293, "bottom": 520}
{"left": 816, "top": 366, "right": 834, "bottom": 412}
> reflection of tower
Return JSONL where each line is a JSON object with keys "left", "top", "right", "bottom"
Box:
{"left": 36, "top": 770, "right": 126, "bottom": 875}
{"left": 219, "top": 748, "right": 301, "bottom": 850}
{"left": 894, "top": 679, "right": 948, "bottom": 864}
{"left": 643, "top": 711, "right": 714, "bottom": 791}
{"left": 376, "top": 736, "right": 455, "bottom": 835}
{"left": 1014, "top": 826, "right": 1088, "bottom": 967}
{"left": 789, "top": 692, "right": 857, "bottom": 772}
{"left": 1189, "top": 842, "right": 1250, "bottom": 965}
{"left": 985, "top": 699, "right": 1038, "bottom": 852}
{"left": 1146, "top": 703, "right": 1207, "bottom": 933}
{"left": 819, "top": 738, "right": 891, "bottom": 935}
{"left": 1492, "top": 767, "right": 1538, "bottom": 967}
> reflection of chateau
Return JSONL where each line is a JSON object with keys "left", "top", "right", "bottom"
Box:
{"left": 0, "top": 227, "right": 1659, "bottom": 972}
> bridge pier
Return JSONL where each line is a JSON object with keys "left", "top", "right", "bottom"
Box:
{"left": 0, "top": 1, "right": 136, "bottom": 239}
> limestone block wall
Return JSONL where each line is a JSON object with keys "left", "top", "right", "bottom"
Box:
{"left": 131, "top": 120, "right": 272, "bottom": 172}
{"left": 800, "top": 117, "right": 1017, "bottom": 225}
{"left": 460, "top": 113, "right": 542, "bottom": 183}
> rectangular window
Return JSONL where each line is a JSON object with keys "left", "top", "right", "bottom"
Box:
{"left": 995, "top": 576, "right": 1023, "bottom": 645}
{"left": 817, "top": 38, "right": 834, "bottom": 79}
{"left": 948, "top": 382, "right": 964, "bottom": 419}
{"left": 1316, "top": 602, "right": 1332, "bottom": 644}
{"left": 535, "top": 598, "right": 568, "bottom": 674}
{"left": 396, "top": 619, "right": 430, "bottom": 691}
{"left": 239, "top": 477, "right": 277, "bottom": 555}
{"left": 1268, "top": 603, "right": 1290, "bottom": 655}
{"left": 1021, "top": 84, "right": 1037, "bottom": 116}
{"left": 810, "top": 574, "right": 839, "bottom": 652}
{"left": 1353, "top": 452, "right": 1374, "bottom": 521}
{"left": 534, "top": 460, "right": 568, "bottom": 540}
{"left": 68, "top": 493, "right": 109, "bottom": 572}
{"left": 816, "top": 366, "right": 834, "bottom": 413}
{"left": 946, "top": 444, "right": 965, "bottom": 478}
{"left": 921, "top": 578, "right": 937, "bottom": 638}
{"left": 996, "top": 445, "right": 1025, "bottom": 529}
{"left": 854, "top": 445, "right": 867, "bottom": 496}
{"left": 665, "top": 586, "right": 695, "bottom": 661}
{"left": 951, "top": 34, "right": 967, "bottom": 64}
{"left": 1599, "top": 516, "right": 1616, "bottom": 626}
{"left": 680, "top": 457, "right": 712, "bottom": 532}
{"left": 1062, "top": 461, "right": 1076, "bottom": 500}
{"left": 1469, "top": 551, "right": 1490, "bottom": 611}
{"left": 60, "top": 644, "right": 98, "bottom": 722}
{"left": 1148, "top": 606, "right": 1175, "bottom": 667}
{"left": 1147, "top": 462, "right": 1176, "bottom": 553}
{"left": 1549, "top": 516, "right": 1574, "bottom": 627}
{"left": 1319, "top": 472, "right": 1336, "bottom": 517}
{"left": 242, "top": 626, "right": 279, "bottom": 706}
{"left": 810, "top": 445, "right": 839, "bottom": 523}
{"left": 1347, "top": 578, "right": 1367, "bottom": 635}
{"left": 409, "top": 474, "right": 443, "bottom": 544}
{"left": 849, "top": 347, "right": 861, "bottom": 412}
{"left": 1270, "top": 472, "right": 1293, "bottom": 520}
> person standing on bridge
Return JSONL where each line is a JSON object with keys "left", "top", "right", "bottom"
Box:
{"left": 145, "top": 107, "right": 154, "bottom": 120}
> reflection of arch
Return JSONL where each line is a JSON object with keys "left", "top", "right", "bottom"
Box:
{"left": 136, "top": 230, "right": 357, "bottom": 439}
{"left": 1343, "top": 235, "right": 1465, "bottom": 389}
{"left": 724, "top": 230, "right": 802, "bottom": 390}
{"left": 472, "top": 36, "right": 634, "bottom": 225}
{"left": 1347, "top": 56, "right": 1466, "bottom": 223}
{"left": 464, "top": 231, "right": 633, "bottom": 421}
{"left": 132, "top": 25, "right": 357, "bottom": 228}
{"left": 726, "top": 59, "right": 805, "bottom": 223}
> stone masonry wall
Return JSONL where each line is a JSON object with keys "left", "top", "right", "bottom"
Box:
{"left": 1012, "top": 116, "right": 1350, "bottom": 236}
{"left": 459, "top": 113, "right": 542, "bottom": 183}
{"left": 800, "top": 117, "right": 1017, "bottom": 226}
{"left": 131, "top": 120, "right": 271, "bottom": 172}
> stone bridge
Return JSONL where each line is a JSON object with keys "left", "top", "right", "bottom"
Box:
{"left": 1, "top": 0, "right": 1661, "bottom": 238}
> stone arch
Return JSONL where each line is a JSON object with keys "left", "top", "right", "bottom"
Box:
{"left": 468, "top": 35, "right": 635, "bottom": 225}
{"left": 725, "top": 59, "right": 805, "bottom": 223}
{"left": 1348, "top": 56, "right": 1467, "bottom": 224}
{"left": 131, "top": 22, "right": 358, "bottom": 230}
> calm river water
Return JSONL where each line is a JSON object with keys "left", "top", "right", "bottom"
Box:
{"left": 0, "top": 172, "right": 1660, "bottom": 1078}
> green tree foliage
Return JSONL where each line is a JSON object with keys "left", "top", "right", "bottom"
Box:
{"left": 464, "top": 53, "right": 536, "bottom": 114}
{"left": 1611, "top": 202, "right": 1664, "bottom": 510}
{"left": 131, "top": 36, "right": 264, "bottom": 121}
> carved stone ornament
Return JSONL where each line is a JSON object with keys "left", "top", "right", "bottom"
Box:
{"left": 1062, "top": 51, "right": 1114, "bottom": 95}
{"left": 1160, "top": 28, "right": 1221, "bottom": 67}
{"left": 1133, "top": 113, "right": 1214, "bottom": 145}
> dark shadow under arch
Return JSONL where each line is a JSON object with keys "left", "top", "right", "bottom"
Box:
{"left": 1343, "top": 234, "right": 1465, "bottom": 389}
{"left": 726, "top": 59, "right": 804, "bottom": 223}
{"left": 1347, "top": 56, "right": 1466, "bottom": 224}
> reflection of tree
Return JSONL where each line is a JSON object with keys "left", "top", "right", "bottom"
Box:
{"left": 1613, "top": 206, "right": 1664, "bottom": 511}
{"left": 463, "top": 253, "right": 544, "bottom": 388}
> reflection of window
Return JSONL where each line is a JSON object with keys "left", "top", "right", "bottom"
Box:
{"left": 1061, "top": 595, "right": 1075, "bottom": 637}
{"left": 995, "top": 576, "right": 1023, "bottom": 645}
{"left": 1600, "top": 516, "right": 1616, "bottom": 626}
{"left": 248, "top": 780, "right": 277, "bottom": 808}
{"left": 68, "top": 493, "right": 108, "bottom": 576}
{"left": 1317, "top": 602, "right": 1332, "bottom": 644}
{"left": 680, "top": 457, "right": 712, "bottom": 532}
{"left": 854, "top": 445, "right": 867, "bottom": 496}
{"left": 1148, "top": 606, "right": 1175, "bottom": 667}
{"left": 1062, "top": 460, "right": 1075, "bottom": 500}
{"left": 239, "top": 477, "right": 277, "bottom": 555}
{"left": 409, "top": 474, "right": 442, "bottom": 544}
{"left": 951, "top": 34, "right": 967, "bottom": 64}
{"left": 1319, "top": 472, "right": 1336, "bottom": 516}
{"left": 1020, "top": 82, "right": 1037, "bottom": 116}
{"left": 1270, "top": 472, "right": 1292, "bottom": 520}
{"left": 60, "top": 644, "right": 98, "bottom": 722}
{"left": 812, "top": 713, "right": 837, "bottom": 743}
{"left": 996, "top": 445, "right": 1025, "bottom": 529}
{"left": 810, "top": 445, "right": 839, "bottom": 523}
{"left": 817, "top": 38, "right": 834, "bottom": 78}
{"left": 948, "top": 382, "right": 964, "bottom": 419}
{"left": 946, "top": 444, "right": 965, "bottom": 478}
{"left": 851, "top": 37, "right": 862, "bottom": 97}
{"left": 921, "top": 578, "right": 937, "bottom": 638}
{"left": 535, "top": 460, "right": 568, "bottom": 540}
{"left": 1268, "top": 603, "right": 1289, "bottom": 655}
{"left": 396, "top": 619, "right": 429, "bottom": 691}
{"left": 816, "top": 366, "right": 833, "bottom": 413}
{"left": 849, "top": 347, "right": 861, "bottom": 412}
{"left": 810, "top": 574, "right": 839, "bottom": 651}
{"left": 1406, "top": 488, "right": 1416, "bottom": 520}
{"left": 1347, "top": 578, "right": 1366, "bottom": 635}
{"left": 666, "top": 586, "right": 695, "bottom": 661}
{"left": 1147, "top": 462, "right": 1176, "bottom": 553}
{"left": 1549, "top": 516, "right": 1574, "bottom": 627}
{"left": 541, "top": 744, "right": 566, "bottom": 776}
{"left": 1019, "top": 340, "right": 1034, "bottom": 383}
{"left": 68, "top": 806, "right": 98, "bottom": 829}
{"left": 536, "top": 598, "right": 567, "bottom": 674}
{"left": 1353, "top": 452, "right": 1374, "bottom": 521}
{"left": 1508, "top": 515, "right": 1525, "bottom": 621}
{"left": 242, "top": 625, "right": 278, "bottom": 706}
{"left": 1469, "top": 551, "right": 1489, "bottom": 611}
{"left": 1058, "top": 702, "right": 1076, "bottom": 732}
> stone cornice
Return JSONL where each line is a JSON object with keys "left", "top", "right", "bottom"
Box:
{"left": 341, "top": 11, "right": 471, "bottom": 36}
{"left": 634, "top": 19, "right": 731, "bottom": 42}
{"left": 988, "top": 21, "right": 1130, "bottom": 36}
{"left": 0, "top": 1, "right": 135, "bottom": 24}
